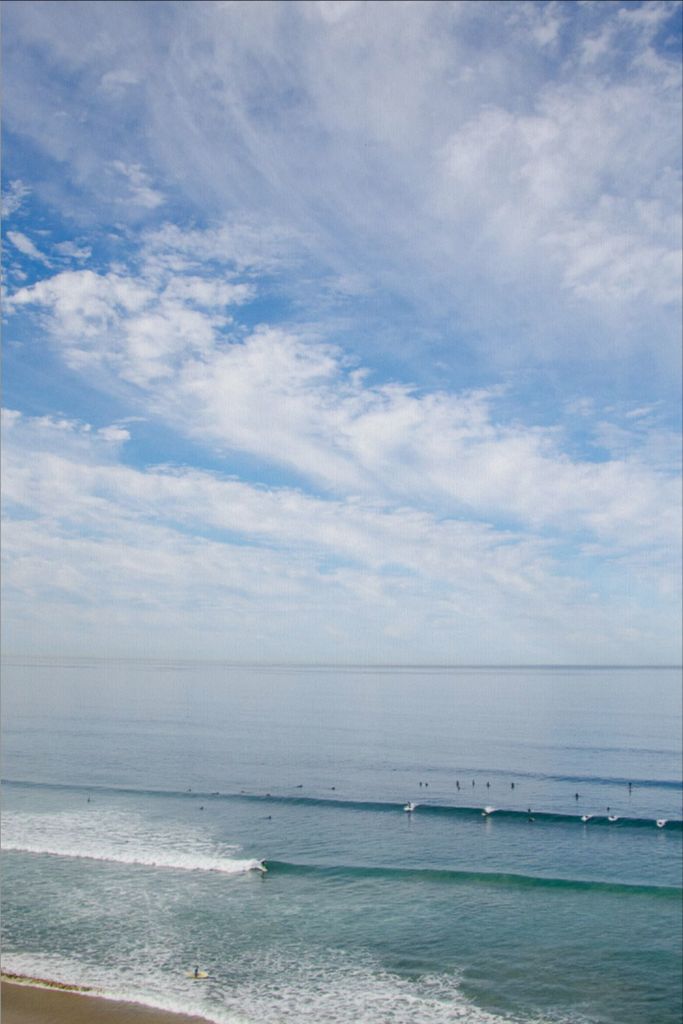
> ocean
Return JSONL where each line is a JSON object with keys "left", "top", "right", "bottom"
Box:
{"left": 1, "top": 659, "right": 681, "bottom": 1024}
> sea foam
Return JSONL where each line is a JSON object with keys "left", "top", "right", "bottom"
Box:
{"left": 1, "top": 808, "right": 264, "bottom": 875}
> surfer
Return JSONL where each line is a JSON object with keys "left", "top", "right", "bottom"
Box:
{"left": 511, "top": 782, "right": 515, "bottom": 790}
{"left": 486, "top": 782, "right": 490, "bottom": 789}
{"left": 194, "top": 966, "right": 199, "bottom": 978}
{"left": 574, "top": 793, "right": 579, "bottom": 800}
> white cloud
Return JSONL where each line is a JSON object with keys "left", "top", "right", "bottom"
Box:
{"left": 1, "top": 179, "right": 31, "bottom": 218}
{"left": 1, "top": 2, "right": 681, "bottom": 663}
{"left": 162, "top": 276, "right": 254, "bottom": 308}
{"left": 99, "top": 67, "right": 140, "bottom": 94}
{"left": 140, "top": 221, "right": 303, "bottom": 275}
{"left": 438, "top": 83, "right": 681, "bottom": 312}
{"left": 6, "top": 230, "right": 51, "bottom": 265}
{"left": 5, "top": 254, "right": 681, "bottom": 565}
{"left": 54, "top": 240, "right": 93, "bottom": 262}
{"left": 111, "top": 161, "right": 165, "bottom": 210}
{"left": 5, "top": 265, "right": 244, "bottom": 385}
{"left": 3, "top": 1, "right": 680, "bottom": 374}
{"left": 3, "top": 408, "right": 678, "bottom": 662}
{"left": 96, "top": 425, "right": 131, "bottom": 443}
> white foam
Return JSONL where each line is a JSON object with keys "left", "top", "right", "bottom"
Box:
{"left": 3, "top": 841, "right": 264, "bottom": 874}
{"left": 2, "top": 808, "right": 263, "bottom": 876}
{"left": 1, "top": 948, "right": 538, "bottom": 1024}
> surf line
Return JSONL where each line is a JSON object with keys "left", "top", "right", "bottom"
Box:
{"left": 3, "top": 779, "right": 679, "bottom": 829}
{"left": 398, "top": 804, "right": 680, "bottom": 829}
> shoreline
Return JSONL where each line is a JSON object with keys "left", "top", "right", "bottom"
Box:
{"left": 0, "top": 976, "right": 215, "bottom": 1024}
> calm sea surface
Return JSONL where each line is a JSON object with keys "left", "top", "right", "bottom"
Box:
{"left": 2, "top": 659, "right": 681, "bottom": 1024}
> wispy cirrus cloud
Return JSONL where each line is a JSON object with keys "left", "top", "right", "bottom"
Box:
{"left": 3, "top": 1, "right": 680, "bottom": 377}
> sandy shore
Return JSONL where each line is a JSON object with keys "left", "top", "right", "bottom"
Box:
{"left": 1, "top": 979, "right": 214, "bottom": 1024}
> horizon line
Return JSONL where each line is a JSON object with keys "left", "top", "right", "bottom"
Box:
{"left": 1, "top": 654, "right": 681, "bottom": 670}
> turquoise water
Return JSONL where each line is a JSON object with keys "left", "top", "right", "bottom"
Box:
{"left": 2, "top": 659, "right": 681, "bottom": 1023}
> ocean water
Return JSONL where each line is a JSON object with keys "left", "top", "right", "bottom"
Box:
{"left": 1, "top": 659, "right": 681, "bottom": 1024}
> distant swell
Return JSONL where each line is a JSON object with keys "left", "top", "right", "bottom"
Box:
{"left": 262, "top": 860, "right": 681, "bottom": 897}
{"left": 2, "top": 843, "right": 265, "bottom": 875}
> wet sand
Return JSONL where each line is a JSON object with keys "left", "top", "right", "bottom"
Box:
{"left": 1, "top": 980, "right": 213, "bottom": 1024}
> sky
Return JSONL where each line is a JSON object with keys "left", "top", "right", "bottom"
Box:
{"left": 1, "top": 0, "right": 681, "bottom": 665}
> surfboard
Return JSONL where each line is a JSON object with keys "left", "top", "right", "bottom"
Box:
{"left": 186, "top": 971, "right": 209, "bottom": 979}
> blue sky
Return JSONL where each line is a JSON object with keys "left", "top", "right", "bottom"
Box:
{"left": 2, "top": 0, "right": 681, "bottom": 664}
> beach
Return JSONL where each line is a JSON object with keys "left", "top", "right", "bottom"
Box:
{"left": 1, "top": 979, "right": 211, "bottom": 1024}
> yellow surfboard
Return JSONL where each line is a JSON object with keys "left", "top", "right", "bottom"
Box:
{"left": 186, "top": 970, "right": 209, "bottom": 979}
